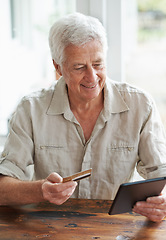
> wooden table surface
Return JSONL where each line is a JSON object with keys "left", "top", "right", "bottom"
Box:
{"left": 0, "top": 198, "right": 166, "bottom": 240}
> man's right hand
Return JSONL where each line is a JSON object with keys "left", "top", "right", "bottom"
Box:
{"left": 42, "top": 172, "right": 77, "bottom": 205}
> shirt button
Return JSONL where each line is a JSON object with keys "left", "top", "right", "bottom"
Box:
{"left": 2, "top": 152, "right": 6, "bottom": 157}
{"left": 128, "top": 147, "right": 133, "bottom": 151}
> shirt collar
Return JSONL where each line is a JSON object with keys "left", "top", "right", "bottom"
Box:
{"left": 46, "top": 77, "right": 71, "bottom": 116}
{"left": 103, "top": 78, "right": 129, "bottom": 115}
{"left": 46, "top": 77, "right": 129, "bottom": 118}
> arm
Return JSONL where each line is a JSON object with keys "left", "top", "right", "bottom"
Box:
{"left": 0, "top": 173, "right": 77, "bottom": 206}
{"left": 133, "top": 96, "right": 166, "bottom": 222}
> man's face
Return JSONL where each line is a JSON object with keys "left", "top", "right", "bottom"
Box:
{"left": 60, "top": 40, "right": 106, "bottom": 104}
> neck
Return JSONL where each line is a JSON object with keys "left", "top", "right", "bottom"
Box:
{"left": 68, "top": 91, "right": 104, "bottom": 142}
{"left": 69, "top": 92, "right": 104, "bottom": 115}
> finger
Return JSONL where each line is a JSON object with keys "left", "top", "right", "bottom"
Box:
{"left": 51, "top": 184, "right": 77, "bottom": 205}
{"left": 51, "top": 181, "right": 77, "bottom": 194}
{"left": 42, "top": 180, "right": 77, "bottom": 204}
{"left": 134, "top": 201, "right": 166, "bottom": 212}
{"left": 43, "top": 180, "right": 77, "bottom": 194}
{"left": 47, "top": 172, "right": 63, "bottom": 183}
{"left": 147, "top": 195, "right": 166, "bottom": 204}
{"left": 135, "top": 196, "right": 166, "bottom": 208}
{"left": 133, "top": 203, "right": 166, "bottom": 219}
{"left": 133, "top": 207, "right": 165, "bottom": 222}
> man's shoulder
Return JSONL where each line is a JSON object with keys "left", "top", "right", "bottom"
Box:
{"left": 12, "top": 83, "right": 57, "bottom": 115}
{"left": 22, "top": 83, "right": 56, "bottom": 102}
{"left": 106, "top": 78, "right": 153, "bottom": 101}
{"left": 22, "top": 77, "right": 65, "bottom": 103}
{"left": 107, "top": 78, "right": 144, "bottom": 93}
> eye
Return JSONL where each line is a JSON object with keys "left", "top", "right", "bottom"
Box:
{"left": 75, "top": 67, "right": 84, "bottom": 70}
{"left": 93, "top": 63, "right": 103, "bottom": 69}
{"left": 74, "top": 66, "right": 85, "bottom": 71}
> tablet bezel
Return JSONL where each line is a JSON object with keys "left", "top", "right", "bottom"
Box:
{"left": 108, "top": 176, "right": 166, "bottom": 215}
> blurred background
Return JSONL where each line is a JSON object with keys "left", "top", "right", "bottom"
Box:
{"left": 0, "top": 0, "right": 166, "bottom": 152}
{"left": 126, "top": 0, "right": 166, "bottom": 132}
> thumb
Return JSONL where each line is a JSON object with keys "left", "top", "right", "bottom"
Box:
{"left": 47, "top": 172, "right": 63, "bottom": 183}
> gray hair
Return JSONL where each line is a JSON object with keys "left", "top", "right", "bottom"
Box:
{"left": 49, "top": 12, "right": 108, "bottom": 66}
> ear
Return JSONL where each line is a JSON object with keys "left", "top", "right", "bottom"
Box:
{"left": 53, "top": 60, "right": 62, "bottom": 76}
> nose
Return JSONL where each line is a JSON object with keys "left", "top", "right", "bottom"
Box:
{"left": 84, "top": 66, "right": 97, "bottom": 82}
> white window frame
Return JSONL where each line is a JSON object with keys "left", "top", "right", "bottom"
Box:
{"left": 76, "top": 0, "right": 137, "bottom": 82}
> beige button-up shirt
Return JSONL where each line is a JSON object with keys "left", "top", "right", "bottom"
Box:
{"left": 1, "top": 77, "right": 166, "bottom": 200}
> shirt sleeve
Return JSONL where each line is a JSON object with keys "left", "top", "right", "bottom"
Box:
{"left": 137, "top": 97, "right": 166, "bottom": 179}
{"left": 0, "top": 98, "right": 34, "bottom": 180}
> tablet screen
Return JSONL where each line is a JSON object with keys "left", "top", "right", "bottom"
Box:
{"left": 108, "top": 176, "right": 166, "bottom": 215}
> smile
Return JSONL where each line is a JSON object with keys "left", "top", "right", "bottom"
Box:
{"left": 81, "top": 83, "right": 98, "bottom": 89}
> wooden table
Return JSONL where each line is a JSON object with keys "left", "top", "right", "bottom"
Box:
{"left": 0, "top": 198, "right": 166, "bottom": 240}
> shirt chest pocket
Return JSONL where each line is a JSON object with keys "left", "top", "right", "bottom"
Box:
{"left": 105, "top": 144, "right": 137, "bottom": 184}
{"left": 34, "top": 144, "right": 83, "bottom": 179}
{"left": 109, "top": 145, "right": 135, "bottom": 159}
{"left": 38, "top": 145, "right": 66, "bottom": 161}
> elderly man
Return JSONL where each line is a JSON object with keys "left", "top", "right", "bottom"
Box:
{"left": 0, "top": 13, "right": 166, "bottom": 222}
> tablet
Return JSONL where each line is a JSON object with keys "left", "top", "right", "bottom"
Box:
{"left": 108, "top": 176, "right": 166, "bottom": 215}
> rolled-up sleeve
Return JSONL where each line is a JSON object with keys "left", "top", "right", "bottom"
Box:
{"left": 137, "top": 98, "right": 166, "bottom": 179}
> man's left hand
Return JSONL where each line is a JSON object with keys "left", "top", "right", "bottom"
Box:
{"left": 133, "top": 193, "right": 166, "bottom": 222}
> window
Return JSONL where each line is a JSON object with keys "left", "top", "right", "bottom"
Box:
{"left": 0, "top": 0, "right": 76, "bottom": 136}
{"left": 125, "top": 0, "right": 166, "bottom": 130}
